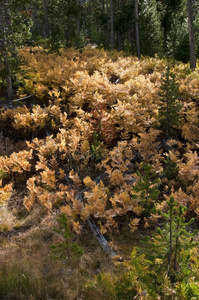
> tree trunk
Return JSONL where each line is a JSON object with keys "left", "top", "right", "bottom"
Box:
{"left": 117, "top": 31, "right": 121, "bottom": 52}
{"left": 130, "top": 24, "right": 135, "bottom": 53}
{"left": 110, "top": 0, "right": 114, "bottom": 50}
{"left": 75, "top": 0, "right": 81, "bottom": 47}
{"left": 6, "top": 66, "right": 13, "bottom": 101}
{"left": 163, "top": 3, "right": 170, "bottom": 55}
{"left": 106, "top": 0, "right": 110, "bottom": 49}
{"left": 0, "top": 2, "right": 5, "bottom": 54}
{"left": 135, "top": 0, "right": 140, "bottom": 58}
{"left": 187, "top": 0, "right": 196, "bottom": 69}
{"left": 43, "top": 0, "right": 50, "bottom": 38}
{"left": 76, "top": 0, "right": 80, "bottom": 36}
{"left": 0, "top": 1, "right": 13, "bottom": 101}
{"left": 163, "top": 26, "right": 168, "bottom": 54}
{"left": 117, "top": 0, "right": 122, "bottom": 51}
{"left": 102, "top": 0, "right": 107, "bottom": 48}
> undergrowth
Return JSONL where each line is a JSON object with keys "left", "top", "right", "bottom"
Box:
{"left": 0, "top": 48, "right": 199, "bottom": 299}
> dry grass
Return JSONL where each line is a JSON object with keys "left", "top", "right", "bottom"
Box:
{"left": 0, "top": 205, "right": 16, "bottom": 232}
{"left": 0, "top": 207, "right": 116, "bottom": 300}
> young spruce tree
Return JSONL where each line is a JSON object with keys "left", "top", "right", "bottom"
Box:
{"left": 50, "top": 213, "right": 83, "bottom": 264}
{"left": 144, "top": 196, "right": 198, "bottom": 286}
{"left": 133, "top": 162, "right": 160, "bottom": 218}
{"left": 84, "top": 197, "right": 199, "bottom": 299}
{"left": 158, "top": 65, "right": 182, "bottom": 139}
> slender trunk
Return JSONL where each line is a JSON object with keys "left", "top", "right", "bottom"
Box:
{"left": 167, "top": 202, "right": 173, "bottom": 278}
{"left": 102, "top": 0, "right": 107, "bottom": 48}
{"left": 76, "top": 16, "right": 80, "bottom": 38}
{"left": 163, "top": 26, "right": 168, "bottom": 54}
{"left": 163, "top": 4, "right": 169, "bottom": 54}
{"left": 66, "top": 0, "right": 72, "bottom": 44}
{"left": 117, "top": 0, "right": 122, "bottom": 51}
{"left": 43, "top": 0, "right": 50, "bottom": 38}
{"left": 117, "top": 31, "right": 121, "bottom": 52}
{"left": 110, "top": 0, "right": 114, "bottom": 50}
{"left": 75, "top": 0, "right": 81, "bottom": 47}
{"left": 0, "top": 1, "right": 13, "bottom": 101}
{"left": 174, "top": 221, "right": 180, "bottom": 272}
{"left": 32, "top": 8, "right": 38, "bottom": 36}
{"left": 134, "top": 0, "right": 140, "bottom": 58}
{"left": 76, "top": 0, "right": 80, "bottom": 36}
{"left": 0, "top": 2, "right": 5, "bottom": 53}
{"left": 106, "top": 0, "right": 110, "bottom": 49}
{"left": 130, "top": 24, "right": 135, "bottom": 52}
{"left": 33, "top": 6, "right": 43, "bottom": 37}
{"left": 6, "top": 65, "right": 13, "bottom": 101}
{"left": 187, "top": 0, "right": 196, "bottom": 69}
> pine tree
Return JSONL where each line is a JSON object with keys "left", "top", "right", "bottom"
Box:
{"left": 50, "top": 213, "right": 83, "bottom": 264}
{"left": 84, "top": 196, "right": 199, "bottom": 298}
{"left": 187, "top": 0, "right": 196, "bottom": 69}
{"left": 133, "top": 162, "right": 160, "bottom": 218}
{"left": 0, "top": 0, "right": 32, "bottom": 101}
{"left": 145, "top": 196, "right": 198, "bottom": 284}
{"left": 158, "top": 65, "right": 182, "bottom": 139}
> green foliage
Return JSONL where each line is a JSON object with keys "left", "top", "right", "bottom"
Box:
{"left": 158, "top": 65, "right": 182, "bottom": 138}
{"left": 0, "top": 169, "right": 8, "bottom": 180}
{"left": 0, "top": 1, "right": 32, "bottom": 83}
{"left": 139, "top": 0, "right": 163, "bottom": 57}
{"left": 85, "top": 196, "right": 199, "bottom": 299}
{"left": 85, "top": 272, "right": 117, "bottom": 300}
{"left": 133, "top": 162, "right": 160, "bottom": 217}
{"left": 143, "top": 196, "right": 198, "bottom": 288}
{"left": 176, "top": 280, "right": 199, "bottom": 300}
{"left": 114, "top": 249, "right": 150, "bottom": 299}
{"left": 163, "top": 156, "right": 179, "bottom": 181}
{"left": 90, "top": 132, "right": 104, "bottom": 161}
{"left": 84, "top": 249, "right": 148, "bottom": 300}
{"left": 50, "top": 213, "right": 83, "bottom": 263}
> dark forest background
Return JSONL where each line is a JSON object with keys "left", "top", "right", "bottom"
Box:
{"left": 1, "top": 0, "right": 199, "bottom": 59}
{"left": 0, "top": 0, "right": 198, "bottom": 100}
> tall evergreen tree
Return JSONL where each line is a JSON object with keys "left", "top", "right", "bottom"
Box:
{"left": 134, "top": 0, "right": 140, "bottom": 58}
{"left": 156, "top": 0, "right": 184, "bottom": 54}
{"left": 139, "top": 0, "right": 163, "bottom": 57}
{"left": 187, "top": 0, "right": 196, "bottom": 69}
{"left": 110, "top": 0, "right": 114, "bottom": 50}
{"left": 0, "top": 0, "right": 32, "bottom": 101}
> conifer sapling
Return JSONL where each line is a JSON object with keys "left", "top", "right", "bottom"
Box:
{"left": 50, "top": 213, "right": 83, "bottom": 264}
{"left": 158, "top": 65, "right": 182, "bottom": 139}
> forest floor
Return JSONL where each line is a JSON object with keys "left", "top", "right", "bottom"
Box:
{"left": 0, "top": 197, "right": 148, "bottom": 300}
{"left": 0, "top": 48, "right": 199, "bottom": 299}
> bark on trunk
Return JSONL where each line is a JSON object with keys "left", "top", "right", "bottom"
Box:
{"left": 43, "top": 0, "right": 50, "bottom": 38}
{"left": 135, "top": 0, "right": 140, "bottom": 58}
{"left": 102, "top": 0, "right": 107, "bottom": 48}
{"left": 6, "top": 69, "right": 13, "bottom": 101}
{"left": 117, "top": 31, "right": 121, "bottom": 52}
{"left": 110, "top": 0, "right": 114, "bottom": 50}
{"left": 187, "top": 0, "right": 196, "bottom": 69}
{"left": 106, "top": 0, "right": 110, "bottom": 49}
{"left": 76, "top": 0, "right": 80, "bottom": 36}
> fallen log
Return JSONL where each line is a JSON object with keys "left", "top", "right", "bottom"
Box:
{"left": 12, "top": 94, "right": 35, "bottom": 102}
{"left": 86, "top": 217, "right": 116, "bottom": 257}
{"left": 64, "top": 172, "right": 117, "bottom": 258}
